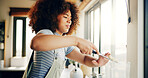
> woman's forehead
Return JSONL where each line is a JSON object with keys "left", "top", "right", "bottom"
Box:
{"left": 63, "top": 10, "right": 71, "bottom": 16}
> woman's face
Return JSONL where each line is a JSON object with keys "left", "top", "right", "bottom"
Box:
{"left": 56, "top": 10, "right": 72, "bottom": 35}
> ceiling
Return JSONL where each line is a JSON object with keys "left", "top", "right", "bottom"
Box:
{"left": 66, "top": 0, "right": 91, "bottom": 11}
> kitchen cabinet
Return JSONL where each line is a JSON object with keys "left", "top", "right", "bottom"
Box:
{"left": 0, "top": 67, "right": 25, "bottom": 78}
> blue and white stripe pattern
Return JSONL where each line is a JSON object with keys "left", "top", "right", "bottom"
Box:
{"left": 27, "top": 29, "right": 75, "bottom": 78}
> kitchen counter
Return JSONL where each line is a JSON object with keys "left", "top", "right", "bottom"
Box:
{"left": 0, "top": 67, "right": 25, "bottom": 78}
{"left": 0, "top": 67, "right": 25, "bottom": 71}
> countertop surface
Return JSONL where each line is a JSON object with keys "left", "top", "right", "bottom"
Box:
{"left": 0, "top": 67, "right": 25, "bottom": 71}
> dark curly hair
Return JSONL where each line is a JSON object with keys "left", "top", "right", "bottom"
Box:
{"left": 28, "top": 0, "right": 79, "bottom": 35}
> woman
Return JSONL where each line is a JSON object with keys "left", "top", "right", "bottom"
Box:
{"left": 26, "top": 0, "right": 110, "bottom": 78}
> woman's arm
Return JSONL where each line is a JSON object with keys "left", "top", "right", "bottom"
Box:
{"left": 31, "top": 33, "right": 77, "bottom": 51}
{"left": 31, "top": 33, "right": 99, "bottom": 54}
{"left": 66, "top": 48, "right": 110, "bottom": 67}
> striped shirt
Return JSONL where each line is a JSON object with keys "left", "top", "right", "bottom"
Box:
{"left": 28, "top": 29, "right": 75, "bottom": 78}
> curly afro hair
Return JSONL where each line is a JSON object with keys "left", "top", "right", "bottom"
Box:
{"left": 28, "top": 0, "right": 79, "bottom": 35}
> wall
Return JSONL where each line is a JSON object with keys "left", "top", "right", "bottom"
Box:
{"left": 127, "top": 0, "right": 138, "bottom": 78}
{"left": 126, "top": 0, "right": 144, "bottom": 78}
{"left": 138, "top": 0, "right": 144, "bottom": 78}
{"left": 0, "top": 0, "right": 35, "bottom": 67}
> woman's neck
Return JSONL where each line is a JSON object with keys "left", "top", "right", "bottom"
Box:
{"left": 55, "top": 30, "right": 63, "bottom": 36}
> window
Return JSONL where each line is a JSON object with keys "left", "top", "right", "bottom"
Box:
{"left": 85, "top": 0, "right": 128, "bottom": 77}
{"left": 13, "top": 17, "right": 26, "bottom": 57}
{"left": 13, "top": 17, "right": 35, "bottom": 58}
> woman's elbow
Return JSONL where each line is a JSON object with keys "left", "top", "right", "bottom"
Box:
{"left": 30, "top": 39, "right": 40, "bottom": 50}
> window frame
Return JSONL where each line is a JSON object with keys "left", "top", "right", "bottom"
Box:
{"left": 85, "top": 1, "right": 101, "bottom": 74}
{"left": 13, "top": 17, "right": 27, "bottom": 57}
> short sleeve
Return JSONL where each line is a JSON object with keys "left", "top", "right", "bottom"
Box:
{"left": 37, "top": 29, "right": 54, "bottom": 35}
{"left": 65, "top": 46, "right": 75, "bottom": 55}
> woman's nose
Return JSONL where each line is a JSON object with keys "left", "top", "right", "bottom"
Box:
{"left": 67, "top": 18, "right": 71, "bottom": 24}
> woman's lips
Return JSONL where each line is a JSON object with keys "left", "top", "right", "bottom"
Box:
{"left": 66, "top": 25, "right": 70, "bottom": 29}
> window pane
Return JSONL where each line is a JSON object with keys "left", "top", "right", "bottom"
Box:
{"left": 93, "top": 8, "right": 100, "bottom": 74}
{"left": 91, "top": 11, "right": 94, "bottom": 43}
{"left": 16, "top": 20, "right": 23, "bottom": 57}
{"left": 100, "top": 0, "right": 127, "bottom": 78}
{"left": 94, "top": 8, "right": 100, "bottom": 50}
{"left": 100, "top": 0, "right": 112, "bottom": 77}
{"left": 101, "top": 0, "right": 112, "bottom": 53}
{"left": 114, "top": 0, "right": 127, "bottom": 78}
{"left": 89, "top": 8, "right": 100, "bottom": 75}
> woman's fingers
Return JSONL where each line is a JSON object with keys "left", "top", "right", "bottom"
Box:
{"left": 104, "top": 52, "right": 111, "bottom": 57}
{"left": 94, "top": 52, "right": 111, "bottom": 67}
{"left": 92, "top": 60, "right": 99, "bottom": 66}
{"left": 80, "top": 50, "right": 87, "bottom": 54}
{"left": 83, "top": 43, "right": 97, "bottom": 55}
{"left": 77, "top": 37, "right": 99, "bottom": 55}
{"left": 81, "top": 50, "right": 92, "bottom": 55}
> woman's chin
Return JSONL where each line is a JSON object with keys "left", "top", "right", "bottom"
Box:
{"left": 64, "top": 30, "right": 69, "bottom": 33}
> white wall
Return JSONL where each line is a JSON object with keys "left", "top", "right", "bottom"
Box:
{"left": 138, "top": 0, "right": 144, "bottom": 78}
{"left": 0, "top": 0, "right": 35, "bottom": 67}
{"left": 75, "top": 11, "right": 85, "bottom": 38}
{"left": 127, "top": 0, "right": 138, "bottom": 78}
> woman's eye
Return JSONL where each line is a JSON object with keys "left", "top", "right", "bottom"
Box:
{"left": 63, "top": 16, "right": 67, "bottom": 18}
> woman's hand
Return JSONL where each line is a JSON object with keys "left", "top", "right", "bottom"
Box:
{"left": 92, "top": 52, "right": 110, "bottom": 67}
{"left": 76, "top": 37, "right": 99, "bottom": 55}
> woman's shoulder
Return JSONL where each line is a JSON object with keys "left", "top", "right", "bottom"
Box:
{"left": 37, "top": 29, "right": 54, "bottom": 35}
